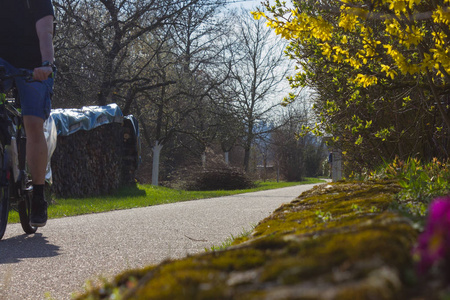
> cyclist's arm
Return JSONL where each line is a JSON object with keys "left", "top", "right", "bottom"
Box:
{"left": 34, "top": 15, "right": 54, "bottom": 81}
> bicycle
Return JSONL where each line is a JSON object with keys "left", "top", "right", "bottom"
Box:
{"left": 0, "top": 66, "right": 44, "bottom": 240}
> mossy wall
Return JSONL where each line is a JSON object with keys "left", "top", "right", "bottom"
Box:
{"left": 75, "top": 181, "right": 426, "bottom": 300}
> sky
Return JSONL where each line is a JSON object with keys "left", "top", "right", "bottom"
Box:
{"left": 227, "top": 0, "right": 263, "bottom": 10}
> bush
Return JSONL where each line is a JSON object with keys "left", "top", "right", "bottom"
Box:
{"left": 377, "top": 157, "right": 450, "bottom": 203}
{"left": 365, "top": 157, "right": 450, "bottom": 219}
{"left": 165, "top": 147, "right": 255, "bottom": 191}
{"left": 184, "top": 167, "right": 255, "bottom": 191}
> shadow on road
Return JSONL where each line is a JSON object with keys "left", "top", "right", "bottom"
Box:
{"left": 0, "top": 233, "right": 60, "bottom": 264}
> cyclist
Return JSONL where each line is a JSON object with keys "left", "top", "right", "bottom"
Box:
{"left": 0, "top": 0, "right": 55, "bottom": 227}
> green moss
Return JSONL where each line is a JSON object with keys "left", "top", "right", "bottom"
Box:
{"left": 74, "top": 180, "right": 423, "bottom": 300}
{"left": 113, "top": 249, "right": 266, "bottom": 299}
{"left": 247, "top": 186, "right": 391, "bottom": 244}
{"left": 207, "top": 248, "right": 267, "bottom": 271}
{"left": 132, "top": 268, "right": 226, "bottom": 300}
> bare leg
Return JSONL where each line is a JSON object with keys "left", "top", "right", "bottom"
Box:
{"left": 24, "top": 115, "right": 48, "bottom": 227}
{"left": 23, "top": 115, "right": 47, "bottom": 185}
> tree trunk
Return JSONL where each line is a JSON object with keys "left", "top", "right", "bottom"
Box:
{"left": 152, "top": 141, "right": 163, "bottom": 186}
{"left": 243, "top": 147, "right": 249, "bottom": 172}
{"left": 224, "top": 151, "right": 229, "bottom": 165}
{"left": 202, "top": 151, "right": 207, "bottom": 168}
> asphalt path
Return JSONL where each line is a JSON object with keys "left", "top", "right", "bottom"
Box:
{"left": 0, "top": 182, "right": 324, "bottom": 300}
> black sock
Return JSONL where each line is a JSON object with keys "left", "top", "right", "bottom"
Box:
{"left": 33, "top": 184, "right": 44, "bottom": 198}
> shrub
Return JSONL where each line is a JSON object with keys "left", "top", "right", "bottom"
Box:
{"left": 185, "top": 167, "right": 255, "bottom": 191}
{"left": 365, "top": 157, "right": 450, "bottom": 220}
{"left": 167, "top": 148, "right": 255, "bottom": 191}
{"left": 381, "top": 157, "right": 450, "bottom": 203}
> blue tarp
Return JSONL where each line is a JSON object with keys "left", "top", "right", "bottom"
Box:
{"left": 50, "top": 103, "right": 124, "bottom": 136}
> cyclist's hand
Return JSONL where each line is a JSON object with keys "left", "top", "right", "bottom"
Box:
{"left": 32, "top": 66, "right": 53, "bottom": 81}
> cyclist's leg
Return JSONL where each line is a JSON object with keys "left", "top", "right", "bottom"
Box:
{"left": 24, "top": 115, "right": 47, "bottom": 185}
{"left": 16, "top": 76, "right": 53, "bottom": 227}
{"left": 16, "top": 75, "right": 53, "bottom": 183}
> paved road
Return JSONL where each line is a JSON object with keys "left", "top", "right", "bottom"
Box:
{"left": 0, "top": 183, "right": 323, "bottom": 300}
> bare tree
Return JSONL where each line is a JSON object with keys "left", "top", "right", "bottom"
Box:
{"left": 270, "top": 99, "right": 325, "bottom": 181}
{"left": 53, "top": 0, "right": 236, "bottom": 185}
{"left": 52, "top": 1, "right": 294, "bottom": 185}
{"left": 135, "top": 0, "right": 232, "bottom": 185}
{"left": 226, "top": 8, "right": 291, "bottom": 172}
{"left": 53, "top": 0, "right": 201, "bottom": 108}
{"left": 167, "top": 1, "right": 234, "bottom": 165}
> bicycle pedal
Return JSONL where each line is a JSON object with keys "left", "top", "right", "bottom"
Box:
{"left": 0, "top": 170, "right": 10, "bottom": 187}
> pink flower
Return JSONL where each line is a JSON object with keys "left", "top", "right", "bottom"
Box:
{"left": 414, "top": 196, "right": 450, "bottom": 275}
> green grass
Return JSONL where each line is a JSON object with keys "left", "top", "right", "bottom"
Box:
{"left": 7, "top": 178, "right": 325, "bottom": 224}
{"left": 206, "top": 225, "right": 256, "bottom": 252}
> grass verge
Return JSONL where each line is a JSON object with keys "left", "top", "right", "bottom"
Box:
{"left": 7, "top": 178, "right": 325, "bottom": 224}
{"left": 206, "top": 225, "right": 256, "bottom": 252}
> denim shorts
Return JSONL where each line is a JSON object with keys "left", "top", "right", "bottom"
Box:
{"left": 0, "top": 58, "right": 53, "bottom": 120}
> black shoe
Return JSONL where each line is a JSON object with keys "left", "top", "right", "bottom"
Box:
{"left": 30, "top": 195, "right": 48, "bottom": 227}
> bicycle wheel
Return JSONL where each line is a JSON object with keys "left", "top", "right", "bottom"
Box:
{"left": 0, "top": 180, "right": 8, "bottom": 240}
{"left": 0, "top": 147, "right": 9, "bottom": 240}
{"left": 18, "top": 181, "right": 37, "bottom": 234}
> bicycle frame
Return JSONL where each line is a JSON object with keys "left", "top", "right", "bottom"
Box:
{"left": 4, "top": 97, "right": 31, "bottom": 198}
{"left": 0, "top": 66, "right": 37, "bottom": 240}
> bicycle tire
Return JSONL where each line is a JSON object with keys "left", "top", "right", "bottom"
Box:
{"left": 16, "top": 129, "right": 37, "bottom": 234}
{"left": 18, "top": 184, "right": 37, "bottom": 234}
{"left": 0, "top": 146, "right": 9, "bottom": 240}
{"left": 0, "top": 181, "right": 8, "bottom": 240}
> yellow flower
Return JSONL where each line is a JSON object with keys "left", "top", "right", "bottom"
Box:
{"left": 319, "top": 43, "right": 332, "bottom": 58}
{"left": 353, "top": 74, "right": 378, "bottom": 87}
{"left": 251, "top": 11, "right": 266, "bottom": 20}
{"left": 380, "top": 64, "right": 398, "bottom": 79}
{"left": 339, "top": 12, "right": 358, "bottom": 32}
